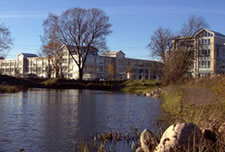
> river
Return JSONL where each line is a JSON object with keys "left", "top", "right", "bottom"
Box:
{"left": 0, "top": 88, "right": 161, "bottom": 151}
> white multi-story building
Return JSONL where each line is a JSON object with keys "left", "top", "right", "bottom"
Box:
{"left": 0, "top": 46, "right": 163, "bottom": 80}
{"left": 172, "top": 28, "right": 225, "bottom": 77}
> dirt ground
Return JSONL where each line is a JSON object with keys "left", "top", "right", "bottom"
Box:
{"left": 183, "top": 88, "right": 219, "bottom": 105}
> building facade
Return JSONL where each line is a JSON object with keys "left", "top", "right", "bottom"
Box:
{"left": 0, "top": 46, "right": 163, "bottom": 80}
{"left": 172, "top": 28, "right": 225, "bottom": 77}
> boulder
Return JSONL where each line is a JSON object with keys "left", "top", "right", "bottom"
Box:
{"left": 202, "top": 129, "right": 217, "bottom": 143}
{"left": 146, "top": 92, "right": 151, "bottom": 97}
{"left": 154, "top": 123, "right": 202, "bottom": 152}
{"left": 136, "top": 147, "right": 144, "bottom": 152}
{"left": 140, "top": 129, "right": 159, "bottom": 152}
{"left": 219, "top": 122, "right": 225, "bottom": 135}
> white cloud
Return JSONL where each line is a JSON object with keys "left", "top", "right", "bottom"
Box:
{"left": 0, "top": 13, "right": 46, "bottom": 19}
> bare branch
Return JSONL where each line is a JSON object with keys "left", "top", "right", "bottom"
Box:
{"left": 180, "top": 15, "right": 209, "bottom": 37}
{"left": 41, "top": 8, "right": 112, "bottom": 80}
{"left": 0, "top": 24, "right": 13, "bottom": 57}
{"left": 147, "top": 27, "right": 173, "bottom": 63}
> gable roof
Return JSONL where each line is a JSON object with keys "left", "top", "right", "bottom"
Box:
{"left": 194, "top": 28, "right": 225, "bottom": 38}
{"left": 103, "top": 50, "right": 125, "bottom": 56}
{"left": 61, "top": 44, "right": 98, "bottom": 51}
{"left": 18, "top": 53, "right": 38, "bottom": 58}
{"left": 210, "top": 30, "right": 225, "bottom": 37}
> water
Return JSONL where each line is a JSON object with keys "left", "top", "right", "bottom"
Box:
{"left": 0, "top": 88, "right": 161, "bottom": 151}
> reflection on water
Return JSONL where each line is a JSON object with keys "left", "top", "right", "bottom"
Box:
{"left": 0, "top": 88, "right": 161, "bottom": 151}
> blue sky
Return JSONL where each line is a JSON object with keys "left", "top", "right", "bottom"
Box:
{"left": 1, "top": 0, "right": 225, "bottom": 60}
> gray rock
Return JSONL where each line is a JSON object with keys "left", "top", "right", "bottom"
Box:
{"left": 203, "top": 129, "right": 217, "bottom": 143}
{"left": 154, "top": 123, "right": 202, "bottom": 152}
{"left": 219, "top": 122, "right": 225, "bottom": 135}
{"left": 140, "top": 129, "right": 159, "bottom": 152}
{"left": 146, "top": 92, "right": 151, "bottom": 97}
{"left": 136, "top": 147, "right": 144, "bottom": 152}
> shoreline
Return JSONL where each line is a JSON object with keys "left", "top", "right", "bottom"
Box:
{"left": 0, "top": 75, "right": 161, "bottom": 94}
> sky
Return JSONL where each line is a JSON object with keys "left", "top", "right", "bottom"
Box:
{"left": 1, "top": 0, "right": 225, "bottom": 60}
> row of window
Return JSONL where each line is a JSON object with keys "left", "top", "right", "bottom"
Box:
{"left": 199, "top": 49, "right": 210, "bottom": 56}
{"left": 198, "top": 38, "right": 210, "bottom": 45}
{"left": 199, "top": 61, "right": 210, "bottom": 68}
{"left": 199, "top": 31, "right": 213, "bottom": 37}
{"left": 0, "top": 62, "right": 17, "bottom": 66}
{"left": 1, "top": 68, "right": 17, "bottom": 73}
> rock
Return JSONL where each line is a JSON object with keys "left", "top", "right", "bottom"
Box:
{"left": 136, "top": 147, "right": 144, "bottom": 152}
{"left": 152, "top": 94, "right": 160, "bottom": 98}
{"left": 146, "top": 92, "right": 151, "bottom": 97}
{"left": 154, "top": 123, "right": 202, "bottom": 152}
{"left": 113, "top": 130, "right": 122, "bottom": 141}
{"left": 203, "top": 129, "right": 217, "bottom": 143}
{"left": 18, "top": 149, "right": 24, "bottom": 152}
{"left": 136, "top": 93, "right": 142, "bottom": 96}
{"left": 219, "top": 122, "right": 225, "bottom": 135}
{"left": 140, "top": 129, "right": 159, "bottom": 152}
{"left": 131, "top": 141, "right": 136, "bottom": 150}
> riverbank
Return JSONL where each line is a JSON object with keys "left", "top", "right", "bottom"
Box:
{"left": 0, "top": 75, "right": 42, "bottom": 93}
{"left": 2, "top": 74, "right": 225, "bottom": 151}
{"left": 0, "top": 75, "right": 161, "bottom": 93}
{"left": 160, "top": 75, "right": 225, "bottom": 151}
{"left": 161, "top": 75, "right": 225, "bottom": 126}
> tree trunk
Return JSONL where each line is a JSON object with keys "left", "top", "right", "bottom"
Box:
{"left": 79, "top": 68, "right": 83, "bottom": 81}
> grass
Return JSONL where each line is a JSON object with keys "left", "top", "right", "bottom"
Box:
{"left": 121, "top": 80, "right": 161, "bottom": 94}
{"left": 41, "top": 78, "right": 60, "bottom": 86}
{"left": 0, "top": 74, "right": 162, "bottom": 93}
{"left": 161, "top": 76, "right": 225, "bottom": 151}
{"left": 0, "top": 85, "right": 23, "bottom": 93}
{"left": 161, "top": 76, "right": 225, "bottom": 126}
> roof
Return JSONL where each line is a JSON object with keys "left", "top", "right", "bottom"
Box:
{"left": 194, "top": 28, "right": 225, "bottom": 38}
{"left": 61, "top": 45, "right": 98, "bottom": 51}
{"left": 103, "top": 50, "right": 125, "bottom": 56}
{"left": 18, "top": 53, "right": 38, "bottom": 58}
{"left": 172, "top": 36, "right": 193, "bottom": 41}
{"left": 210, "top": 30, "right": 225, "bottom": 37}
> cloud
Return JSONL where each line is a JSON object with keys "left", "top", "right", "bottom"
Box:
{"left": 105, "top": 5, "right": 225, "bottom": 16}
{"left": 0, "top": 13, "right": 47, "bottom": 19}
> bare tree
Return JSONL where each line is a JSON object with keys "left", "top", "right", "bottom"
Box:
{"left": 164, "top": 37, "right": 194, "bottom": 85}
{"left": 42, "top": 8, "right": 112, "bottom": 80}
{"left": 0, "top": 24, "right": 13, "bottom": 57}
{"left": 180, "top": 15, "right": 209, "bottom": 37}
{"left": 147, "top": 27, "right": 173, "bottom": 63}
{"left": 108, "top": 62, "right": 115, "bottom": 80}
{"left": 147, "top": 16, "right": 209, "bottom": 84}
{"left": 41, "top": 23, "right": 63, "bottom": 78}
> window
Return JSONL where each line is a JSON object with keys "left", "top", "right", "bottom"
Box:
{"left": 199, "top": 49, "right": 210, "bottom": 56}
{"left": 145, "top": 75, "right": 148, "bottom": 80}
{"left": 139, "top": 69, "right": 143, "bottom": 73}
{"left": 62, "top": 58, "right": 67, "bottom": 63}
{"left": 208, "top": 39, "right": 210, "bottom": 45}
{"left": 203, "top": 31, "right": 206, "bottom": 37}
{"left": 138, "top": 75, "right": 142, "bottom": 80}
{"left": 208, "top": 61, "right": 210, "bottom": 68}
{"left": 217, "top": 48, "right": 220, "bottom": 57}
{"left": 70, "top": 58, "right": 73, "bottom": 63}
{"left": 207, "top": 32, "right": 213, "bottom": 37}
{"left": 208, "top": 49, "right": 210, "bottom": 56}
{"left": 199, "top": 61, "right": 210, "bottom": 68}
